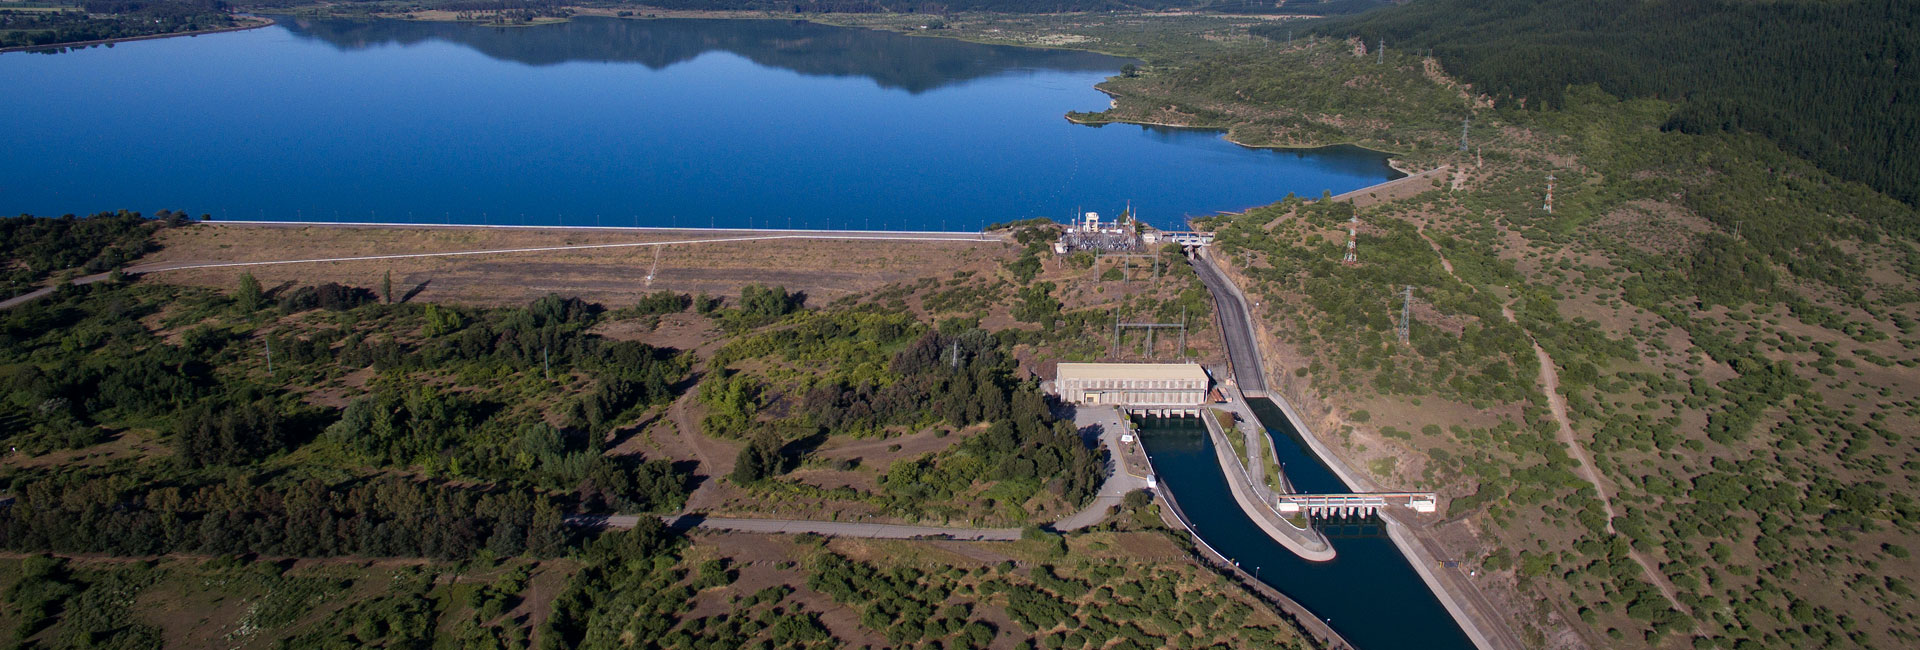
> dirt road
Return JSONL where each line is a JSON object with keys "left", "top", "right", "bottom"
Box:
{"left": 1417, "top": 227, "right": 1697, "bottom": 629}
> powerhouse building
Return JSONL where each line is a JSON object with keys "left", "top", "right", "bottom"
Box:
{"left": 1053, "top": 363, "right": 1210, "bottom": 414}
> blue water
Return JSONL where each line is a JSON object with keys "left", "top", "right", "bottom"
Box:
{"left": 0, "top": 17, "right": 1397, "bottom": 230}
{"left": 1140, "top": 403, "right": 1476, "bottom": 650}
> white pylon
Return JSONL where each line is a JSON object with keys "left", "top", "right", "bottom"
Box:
{"left": 1341, "top": 214, "right": 1359, "bottom": 265}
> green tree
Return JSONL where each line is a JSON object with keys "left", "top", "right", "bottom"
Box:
{"left": 235, "top": 272, "right": 263, "bottom": 311}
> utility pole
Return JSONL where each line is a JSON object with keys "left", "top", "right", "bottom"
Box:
{"left": 1398, "top": 286, "right": 1412, "bottom": 343}
{"left": 646, "top": 246, "right": 662, "bottom": 288}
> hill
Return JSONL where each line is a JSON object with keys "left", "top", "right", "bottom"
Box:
{"left": 1279, "top": 0, "right": 1920, "bottom": 205}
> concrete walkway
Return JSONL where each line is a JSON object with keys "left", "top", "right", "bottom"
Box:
{"left": 1200, "top": 406, "right": 1335, "bottom": 561}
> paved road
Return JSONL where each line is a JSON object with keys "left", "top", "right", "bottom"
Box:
{"left": 1053, "top": 405, "right": 1152, "bottom": 532}
{"left": 1190, "top": 249, "right": 1269, "bottom": 396}
{"left": 1193, "top": 242, "right": 1520, "bottom": 650}
{"left": 0, "top": 269, "right": 120, "bottom": 310}
{"left": 577, "top": 514, "right": 1021, "bottom": 541}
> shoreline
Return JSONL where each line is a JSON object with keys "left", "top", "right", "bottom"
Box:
{"left": 0, "top": 15, "right": 274, "bottom": 54}
{"left": 1068, "top": 86, "right": 1408, "bottom": 166}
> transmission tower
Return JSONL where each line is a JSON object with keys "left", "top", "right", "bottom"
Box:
{"left": 1377, "top": 38, "right": 1385, "bottom": 64}
{"left": 1341, "top": 214, "right": 1359, "bottom": 265}
{"left": 1543, "top": 173, "right": 1556, "bottom": 213}
{"left": 1397, "top": 285, "right": 1412, "bottom": 343}
{"left": 1459, "top": 116, "right": 1471, "bottom": 152}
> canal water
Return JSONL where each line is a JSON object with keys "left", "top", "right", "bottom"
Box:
{"left": 0, "top": 16, "right": 1397, "bottom": 230}
{"left": 1140, "top": 400, "right": 1476, "bottom": 650}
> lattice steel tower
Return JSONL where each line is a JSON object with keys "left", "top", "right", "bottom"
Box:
{"left": 1398, "top": 285, "right": 1412, "bottom": 343}
{"left": 1342, "top": 214, "right": 1359, "bottom": 265}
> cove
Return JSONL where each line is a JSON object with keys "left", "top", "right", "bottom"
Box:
{"left": 1140, "top": 405, "right": 1477, "bottom": 650}
{"left": 0, "top": 17, "right": 1398, "bottom": 230}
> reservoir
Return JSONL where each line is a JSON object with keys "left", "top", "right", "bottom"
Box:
{"left": 0, "top": 16, "right": 1397, "bottom": 230}
{"left": 1140, "top": 403, "right": 1477, "bottom": 650}
{"left": 3, "top": 16, "right": 1454, "bottom": 648}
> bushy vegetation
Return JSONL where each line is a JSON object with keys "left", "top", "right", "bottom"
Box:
{"left": 805, "top": 541, "right": 1305, "bottom": 649}
{"left": 0, "top": 1, "right": 237, "bottom": 49}
{"left": 3, "top": 467, "right": 571, "bottom": 559}
{"left": 0, "top": 210, "right": 170, "bottom": 299}
{"left": 0, "top": 273, "right": 695, "bottom": 562}
{"left": 702, "top": 306, "right": 1105, "bottom": 522}
{"left": 543, "top": 521, "right": 838, "bottom": 650}
{"left": 1211, "top": 196, "right": 1535, "bottom": 407}
{"left": 1299, "top": 0, "right": 1920, "bottom": 206}
{"left": 1038, "top": 8, "right": 1920, "bottom": 646}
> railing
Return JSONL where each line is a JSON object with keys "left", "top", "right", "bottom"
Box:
{"left": 1276, "top": 492, "right": 1439, "bottom": 515}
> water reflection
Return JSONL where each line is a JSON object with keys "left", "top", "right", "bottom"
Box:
{"left": 278, "top": 16, "right": 1127, "bottom": 93}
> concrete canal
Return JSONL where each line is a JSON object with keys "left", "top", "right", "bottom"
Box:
{"left": 1139, "top": 404, "right": 1477, "bottom": 650}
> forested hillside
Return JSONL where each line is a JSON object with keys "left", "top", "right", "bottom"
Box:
{"left": 0, "top": 1, "right": 240, "bottom": 49}
{"left": 257, "top": 0, "right": 1200, "bottom": 14}
{"left": 1284, "top": 0, "right": 1920, "bottom": 205}
{"left": 993, "top": 7, "right": 1920, "bottom": 646}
